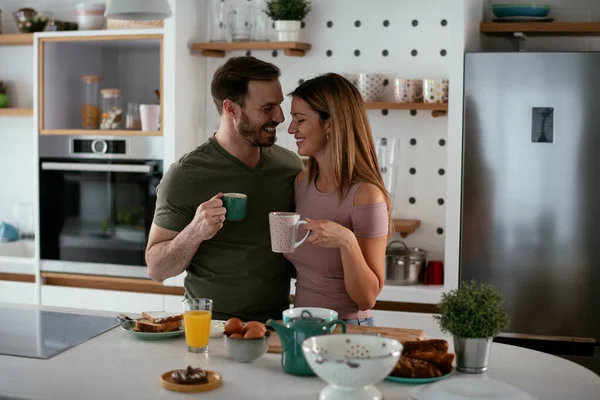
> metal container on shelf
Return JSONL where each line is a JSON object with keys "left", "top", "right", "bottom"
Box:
{"left": 100, "top": 88, "right": 123, "bottom": 130}
{"left": 80, "top": 75, "right": 102, "bottom": 129}
{"left": 384, "top": 240, "right": 427, "bottom": 285}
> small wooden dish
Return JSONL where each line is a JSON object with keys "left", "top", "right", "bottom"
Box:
{"left": 160, "top": 370, "right": 222, "bottom": 393}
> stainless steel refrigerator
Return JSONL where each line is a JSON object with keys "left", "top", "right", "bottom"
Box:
{"left": 462, "top": 52, "right": 600, "bottom": 375}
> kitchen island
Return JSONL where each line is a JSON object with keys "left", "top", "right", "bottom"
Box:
{"left": 0, "top": 303, "right": 598, "bottom": 400}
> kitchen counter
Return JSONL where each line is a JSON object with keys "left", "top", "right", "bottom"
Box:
{"left": 0, "top": 303, "right": 598, "bottom": 400}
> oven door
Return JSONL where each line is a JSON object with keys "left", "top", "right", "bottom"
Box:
{"left": 39, "top": 159, "right": 162, "bottom": 268}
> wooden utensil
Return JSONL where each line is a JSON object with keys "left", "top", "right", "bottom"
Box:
{"left": 267, "top": 324, "right": 426, "bottom": 354}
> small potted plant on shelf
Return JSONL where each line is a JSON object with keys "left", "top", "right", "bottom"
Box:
{"left": 433, "top": 280, "right": 510, "bottom": 374}
{"left": 264, "top": 0, "right": 311, "bottom": 42}
{"left": 0, "top": 81, "right": 8, "bottom": 108}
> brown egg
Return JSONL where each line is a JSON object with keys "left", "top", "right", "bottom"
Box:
{"left": 244, "top": 321, "right": 266, "bottom": 335}
{"left": 244, "top": 327, "right": 265, "bottom": 339}
{"left": 224, "top": 317, "right": 244, "bottom": 335}
{"left": 229, "top": 333, "right": 244, "bottom": 339}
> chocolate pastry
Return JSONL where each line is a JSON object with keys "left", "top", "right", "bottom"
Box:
{"left": 171, "top": 366, "right": 208, "bottom": 385}
{"left": 401, "top": 339, "right": 449, "bottom": 354}
{"left": 391, "top": 356, "right": 443, "bottom": 379}
{"left": 403, "top": 350, "right": 455, "bottom": 374}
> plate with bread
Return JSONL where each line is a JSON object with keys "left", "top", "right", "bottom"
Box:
{"left": 387, "top": 339, "right": 454, "bottom": 384}
{"left": 120, "top": 311, "right": 185, "bottom": 339}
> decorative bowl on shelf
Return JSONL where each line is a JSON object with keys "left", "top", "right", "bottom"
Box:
{"left": 492, "top": 4, "right": 550, "bottom": 18}
{"left": 12, "top": 8, "right": 51, "bottom": 33}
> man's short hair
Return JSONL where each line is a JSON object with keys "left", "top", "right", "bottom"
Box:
{"left": 211, "top": 56, "right": 281, "bottom": 114}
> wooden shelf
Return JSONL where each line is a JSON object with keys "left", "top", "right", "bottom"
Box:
{"left": 393, "top": 219, "right": 421, "bottom": 238}
{"left": 40, "top": 129, "right": 162, "bottom": 136}
{"left": 0, "top": 33, "right": 34, "bottom": 46}
{"left": 366, "top": 102, "right": 448, "bottom": 117}
{"left": 41, "top": 272, "right": 185, "bottom": 296}
{"left": 190, "top": 41, "right": 311, "bottom": 57}
{"left": 0, "top": 108, "right": 33, "bottom": 117}
{"left": 480, "top": 22, "right": 600, "bottom": 36}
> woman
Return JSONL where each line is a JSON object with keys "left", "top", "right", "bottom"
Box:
{"left": 285, "top": 73, "right": 392, "bottom": 326}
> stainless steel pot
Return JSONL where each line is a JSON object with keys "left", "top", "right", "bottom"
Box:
{"left": 384, "top": 240, "right": 427, "bottom": 285}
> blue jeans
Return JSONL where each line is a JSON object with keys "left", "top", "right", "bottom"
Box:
{"left": 342, "top": 316, "right": 375, "bottom": 326}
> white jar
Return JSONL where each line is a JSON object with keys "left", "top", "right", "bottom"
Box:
{"left": 75, "top": 3, "right": 106, "bottom": 30}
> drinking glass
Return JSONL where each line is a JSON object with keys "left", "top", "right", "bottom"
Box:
{"left": 182, "top": 298, "right": 213, "bottom": 353}
{"left": 209, "top": 0, "right": 228, "bottom": 42}
{"left": 252, "top": 0, "right": 270, "bottom": 41}
{"left": 228, "top": 4, "right": 252, "bottom": 42}
{"left": 375, "top": 138, "right": 399, "bottom": 196}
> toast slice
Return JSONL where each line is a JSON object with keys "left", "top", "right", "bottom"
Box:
{"left": 134, "top": 318, "right": 182, "bottom": 333}
{"left": 141, "top": 311, "right": 184, "bottom": 324}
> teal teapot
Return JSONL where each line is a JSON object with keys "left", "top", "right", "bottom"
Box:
{"left": 267, "top": 310, "right": 346, "bottom": 376}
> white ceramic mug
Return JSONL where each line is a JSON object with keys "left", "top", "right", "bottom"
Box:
{"left": 423, "top": 79, "right": 449, "bottom": 104}
{"left": 269, "top": 212, "right": 310, "bottom": 253}
{"left": 139, "top": 104, "right": 161, "bottom": 131}
{"left": 393, "top": 78, "right": 423, "bottom": 103}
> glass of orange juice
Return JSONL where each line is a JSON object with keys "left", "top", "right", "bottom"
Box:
{"left": 182, "top": 298, "right": 213, "bottom": 353}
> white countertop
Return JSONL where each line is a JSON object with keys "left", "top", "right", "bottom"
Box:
{"left": 0, "top": 303, "right": 598, "bottom": 400}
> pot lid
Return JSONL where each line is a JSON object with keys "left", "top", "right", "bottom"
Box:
{"left": 386, "top": 240, "right": 409, "bottom": 255}
{"left": 386, "top": 240, "right": 427, "bottom": 258}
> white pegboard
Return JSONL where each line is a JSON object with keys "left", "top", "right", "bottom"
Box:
{"left": 202, "top": 0, "right": 463, "bottom": 261}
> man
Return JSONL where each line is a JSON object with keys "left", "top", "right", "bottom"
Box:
{"left": 146, "top": 56, "right": 303, "bottom": 322}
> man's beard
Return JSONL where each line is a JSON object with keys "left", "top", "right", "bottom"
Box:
{"left": 238, "top": 111, "right": 278, "bottom": 147}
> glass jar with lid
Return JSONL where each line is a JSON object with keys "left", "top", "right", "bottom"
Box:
{"left": 80, "top": 75, "right": 102, "bottom": 129}
{"left": 100, "top": 88, "right": 123, "bottom": 130}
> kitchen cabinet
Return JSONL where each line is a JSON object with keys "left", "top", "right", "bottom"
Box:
{"left": 0, "top": 281, "right": 36, "bottom": 304}
{"left": 40, "top": 285, "right": 164, "bottom": 314}
{"left": 37, "top": 31, "right": 163, "bottom": 136}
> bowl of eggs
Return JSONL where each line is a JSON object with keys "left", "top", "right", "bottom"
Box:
{"left": 223, "top": 318, "right": 270, "bottom": 363}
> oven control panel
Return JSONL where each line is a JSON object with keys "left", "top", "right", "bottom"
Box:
{"left": 73, "top": 139, "right": 126, "bottom": 155}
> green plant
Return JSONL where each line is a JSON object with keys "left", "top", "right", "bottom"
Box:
{"left": 433, "top": 281, "right": 510, "bottom": 339}
{"left": 264, "top": 0, "right": 311, "bottom": 21}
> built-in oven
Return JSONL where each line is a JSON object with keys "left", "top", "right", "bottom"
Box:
{"left": 39, "top": 136, "right": 163, "bottom": 276}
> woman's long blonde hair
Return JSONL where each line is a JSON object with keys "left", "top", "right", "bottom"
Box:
{"left": 289, "top": 73, "right": 393, "bottom": 235}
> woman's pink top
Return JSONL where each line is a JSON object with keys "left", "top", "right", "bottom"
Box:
{"left": 284, "top": 177, "right": 389, "bottom": 320}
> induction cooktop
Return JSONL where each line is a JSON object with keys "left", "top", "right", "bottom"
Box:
{"left": 0, "top": 306, "right": 120, "bottom": 359}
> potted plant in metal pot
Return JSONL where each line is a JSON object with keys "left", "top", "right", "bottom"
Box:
{"left": 434, "top": 281, "right": 509, "bottom": 373}
{"left": 264, "top": 0, "right": 311, "bottom": 42}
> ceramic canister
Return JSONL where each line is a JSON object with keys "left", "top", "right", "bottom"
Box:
{"left": 423, "top": 79, "right": 449, "bottom": 104}
{"left": 356, "top": 73, "right": 387, "bottom": 102}
{"left": 394, "top": 78, "right": 423, "bottom": 103}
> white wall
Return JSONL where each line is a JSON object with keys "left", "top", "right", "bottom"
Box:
{"left": 0, "top": 0, "right": 479, "bottom": 306}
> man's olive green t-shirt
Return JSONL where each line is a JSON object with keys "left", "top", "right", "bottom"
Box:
{"left": 153, "top": 136, "right": 303, "bottom": 322}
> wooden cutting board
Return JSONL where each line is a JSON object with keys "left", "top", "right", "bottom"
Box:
{"left": 267, "top": 325, "right": 426, "bottom": 354}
